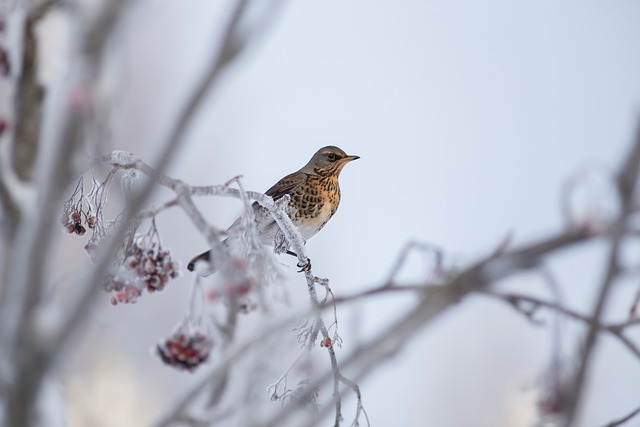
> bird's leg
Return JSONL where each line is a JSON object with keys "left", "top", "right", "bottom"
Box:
{"left": 286, "top": 250, "right": 312, "bottom": 272}
{"left": 297, "top": 259, "right": 312, "bottom": 272}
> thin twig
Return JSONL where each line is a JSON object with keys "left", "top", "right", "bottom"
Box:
{"left": 602, "top": 403, "right": 640, "bottom": 427}
{"left": 479, "top": 291, "right": 640, "bottom": 360}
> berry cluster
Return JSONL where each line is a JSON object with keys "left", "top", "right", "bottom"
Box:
{"left": 60, "top": 177, "right": 98, "bottom": 237}
{"left": 320, "top": 337, "right": 332, "bottom": 348}
{"left": 156, "top": 332, "right": 212, "bottom": 371}
{"left": 107, "top": 239, "right": 180, "bottom": 305}
{"left": 105, "top": 279, "right": 142, "bottom": 305}
{"left": 60, "top": 210, "right": 88, "bottom": 236}
{"left": 206, "top": 257, "right": 260, "bottom": 314}
{"left": 126, "top": 242, "right": 179, "bottom": 292}
{"left": 536, "top": 367, "right": 570, "bottom": 420}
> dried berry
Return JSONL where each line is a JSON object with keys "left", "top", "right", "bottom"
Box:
{"left": 156, "top": 332, "right": 212, "bottom": 371}
{"left": 106, "top": 232, "right": 180, "bottom": 304}
{"left": 86, "top": 216, "right": 96, "bottom": 229}
{"left": 110, "top": 287, "right": 142, "bottom": 305}
{"left": 75, "top": 224, "right": 86, "bottom": 236}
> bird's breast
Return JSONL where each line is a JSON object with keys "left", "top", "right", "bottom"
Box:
{"left": 291, "top": 176, "right": 341, "bottom": 239}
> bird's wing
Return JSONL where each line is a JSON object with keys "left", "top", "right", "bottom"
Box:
{"left": 191, "top": 173, "right": 308, "bottom": 269}
{"left": 243, "top": 171, "right": 307, "bottom": 217}
{"left": 243, "top": 171, "right": 307, "bottom": 237}
{"left": 263, "top": 171, "right": 308, "bottom": 202}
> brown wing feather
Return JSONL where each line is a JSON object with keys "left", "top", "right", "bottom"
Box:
{"left": 189, "top": 172, "right": 308, "bottom": 274}
{"left": 264, "top": 171, "right": 308, "bottom": 201}
{"left": 248, "top": 171, "right": 307, "bottom": 215}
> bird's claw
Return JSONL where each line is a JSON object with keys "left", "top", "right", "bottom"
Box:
{"left": 297, "top": 258, "right": 312, "bottom": 272}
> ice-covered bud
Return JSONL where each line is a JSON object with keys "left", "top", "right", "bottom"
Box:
{"left": 121, "top": 169, "right": 140, "bottom": 201}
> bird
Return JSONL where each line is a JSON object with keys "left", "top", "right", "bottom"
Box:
{"left": 187, "top": 146, "right": 359, "bottom": 275}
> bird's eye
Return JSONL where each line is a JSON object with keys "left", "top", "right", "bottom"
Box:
{"left": 326, "top": 153, "right": 337, "bottom": 161}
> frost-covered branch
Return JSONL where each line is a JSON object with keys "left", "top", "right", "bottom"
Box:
{"left": 43, "top": 0, "right": 256, "bottom": 369}
{"left": 0, "top": 0, "right": 267, "bottom": 425}
{"left": 1, "top": 0, "right": 139, "bottom": 423}
{"left": 96, "top": 149, "right": 366, "bottom": 426}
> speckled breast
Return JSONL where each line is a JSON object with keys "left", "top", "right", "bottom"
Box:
{"left": 290, "top": 175, "right": 341, "bottom": 239}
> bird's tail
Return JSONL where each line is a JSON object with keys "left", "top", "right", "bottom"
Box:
{"left": 187, "top": 238, "right": 233, "bottom": 276}
{"left": 187, "top": 249, "right": 213, "bottom": 273}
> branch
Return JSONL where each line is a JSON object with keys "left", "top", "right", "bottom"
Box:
{"left": 256, "top": 225, "right": 600, "bottom": 427}
{"left": 102, "top": 150, "right": 365, "bottom": 426}
{"left": 479, "top": 291, "right": 640, "bottom": 360}
{"left": 562, "top": 121, "right": 640, "bottom": 425}
{"left": 603, "top": 403, "right": 640, "bottom": 427}
{"left": 11, "top": 0, "right": 57, "bottom": 182}
{"left": 44, "top": 0, "right": 254, "bottom": 366}
{"left": 1, "top": 0, "right": 258, "bottom": 425}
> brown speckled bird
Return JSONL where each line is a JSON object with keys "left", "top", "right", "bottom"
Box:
{"left": 187, "top": 146, "right": 359, "bottom": 274}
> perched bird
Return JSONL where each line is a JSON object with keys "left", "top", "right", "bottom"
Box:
{"left": 187, "top": 146, "right": 359, "bottom": 274}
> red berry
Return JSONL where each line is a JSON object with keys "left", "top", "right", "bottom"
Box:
{"left": 86, "top": 216, "right": 96, "bottom": 229}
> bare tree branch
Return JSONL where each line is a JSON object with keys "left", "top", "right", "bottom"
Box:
{"left": 11, "top": 0, "right": 57, "bottom": 181}
{"left": 603, "top": 403, "right": 640, "bottom": 427}
{"left": 479, "top": 291, "right": 640, "bottom": 360}
{"left": 562, "top": 124, "right": 640, "bottom": 426}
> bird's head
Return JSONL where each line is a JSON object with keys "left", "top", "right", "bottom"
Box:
{"left": 303, "top": 146, "right": 360, "bottom": 177}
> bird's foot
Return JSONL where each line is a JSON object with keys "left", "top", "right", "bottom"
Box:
{"left": 297, "top": 258, "right": 312, "bottom": 273}
{"left": 286, "top": 251, "right": 312, "bottom": 272}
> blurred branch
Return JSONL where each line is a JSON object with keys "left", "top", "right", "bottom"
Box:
{"left": 603, "top": 403, "right": 640, "bottom": 427}
{"left": 3, "top": 1, "right": 149, "bottom": 425}
{"left": 4, "top": 0, "right": 260, "bottom": 418}
{"left": 479, "top": 291, "right": 640, "bottom": 360}
{"left": 0, "top": 0, "right": 61, "bottom": 286}
{"left": 563, "top": 121, "right": 640, "bottom": 426}
{"left": 49, "top": 0, "right": 260, "bottom": 359}
{"left": 45, "top": 0, "right": 260, "bottom": 375}
{"left": 122, "top": 162, "right": 623, "bottom": 427}
{"left": 256, "top": 225, "right": 600, "bottom": 427}
{"left": 384, "top": 240, "right": 445, "bottom": 286}
{"left": 11, "top": 0, "right": 60, "bottom": 182}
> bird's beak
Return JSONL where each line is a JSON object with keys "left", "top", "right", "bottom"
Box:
{"left": 344, "top": 155, "right": 360, "bottom": 162}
